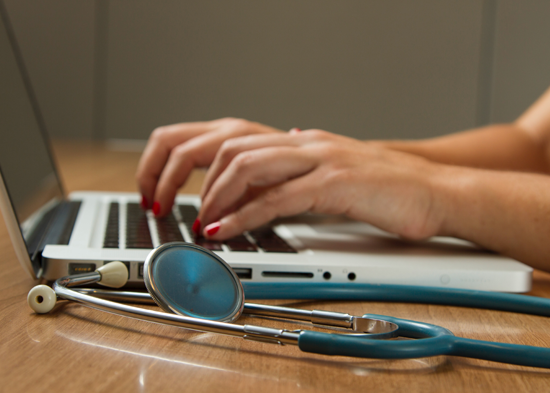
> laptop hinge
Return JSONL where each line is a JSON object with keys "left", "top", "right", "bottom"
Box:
{"left": 29, "top": 200, "right": 82, "bottom": 276}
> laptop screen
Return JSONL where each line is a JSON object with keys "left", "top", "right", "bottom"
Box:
{"left": 0, "top": 6, "right": 63, "bottom": 245}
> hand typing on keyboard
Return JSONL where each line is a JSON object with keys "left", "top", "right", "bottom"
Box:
{"left": 196, "top": 129, "right": 442, "bottom": 242}
{"left": 136, "top": 118, "right": 443, "bottom": 242}
{"left": 136, "top": 85, "right": 550, "bottom": 273}
{"left": 136, "top": 118, "right": 283, "bottom": 219}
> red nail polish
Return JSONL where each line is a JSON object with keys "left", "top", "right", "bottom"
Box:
{"left": 152, "top": 201, "right": 161, "bottom": 216}
{"left": 192, "top": 218, "right": 201, "bottom": 235}
{"left": 140, "top": 195, "right": 148, "bottom": 209}
{"left": 205, "top": 222, "right": 221, "bottom": 237}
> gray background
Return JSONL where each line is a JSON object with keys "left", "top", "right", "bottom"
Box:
{"left": 4, "top": 0, "right": 550, "bottom": 142}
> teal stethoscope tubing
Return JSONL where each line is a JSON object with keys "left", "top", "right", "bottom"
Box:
{"left": 243, "top": 282, "right": 550, "bottom": 316}
{"left": 299, "top": 314, "right": 550, "bottom": 368}
{"left": 245, "top": 283, "right": 550, "bottom": 368}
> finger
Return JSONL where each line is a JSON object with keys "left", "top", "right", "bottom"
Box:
{"left": 151, "top": 128, "right": 245, "bottom": 216}
{"left": 136, "top": 121, "right": 216, "bottom": 208}
{"left": 201, "top": 129, "right": 334, "bottom": 200}
{"left": 203, "top": 174, "right": 318, "bottom": 240}
{"left": 199, "top": 146, "right": 316, "bottom": 228}
{"left": 200, "top": 132, "right": 304, "bottom": 199}
{"left": 141, "top": 118, "right": 285, "bottom": 214}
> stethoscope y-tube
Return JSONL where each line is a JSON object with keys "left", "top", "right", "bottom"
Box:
{"left": 27, "top": 242, "right": 550, "bottom": 369}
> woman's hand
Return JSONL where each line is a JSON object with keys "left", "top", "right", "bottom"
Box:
{"left": 135, "top": 118, "right": 283, "bottom": 216}
{"left": 197, "top": 129, "right": 450, "bottom": 241}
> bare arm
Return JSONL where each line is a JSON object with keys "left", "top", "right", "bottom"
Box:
{"left": 381, "top": 87, "right": 550, "bottom": 174}
{"left": 382, "top": 87, "right": 550, "bottom": 271}
{"left": 432, "top": 165, "right": 550, "bottom": 272}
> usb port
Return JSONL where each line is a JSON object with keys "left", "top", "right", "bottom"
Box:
{"left": 138, "top": 263, "right": 144, "bottom": 279}
{"left": 233, "top": 268, "right": 252, "bottom": 280}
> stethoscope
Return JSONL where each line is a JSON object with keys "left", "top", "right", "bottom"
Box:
{"left": 27, "top": 242, "right": 550, "bottom": 369}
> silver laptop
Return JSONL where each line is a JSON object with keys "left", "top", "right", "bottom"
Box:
{"left": 0, "top": 5, "right": 533, "bottom": 292}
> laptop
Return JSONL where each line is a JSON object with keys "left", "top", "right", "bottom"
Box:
{"left": 0, "top": 4, "right": 533, "bottom": 292}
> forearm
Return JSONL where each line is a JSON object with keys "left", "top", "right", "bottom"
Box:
{"left": 434, "top": 165, "right": 550, "bottom": 272}
{"left": 379, "top": 124, "right": 549, "bottom": 173}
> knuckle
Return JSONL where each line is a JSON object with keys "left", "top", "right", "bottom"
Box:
{"left": 150, "top": 126, "right": 171, "bottom": 142}
{"left": 231, "top": 151, "right": 257, "bottom": 172}
{"left": 261, "top": 186, "right": 285, "bottom": 207}
{"left": 171, "top": 143, "right": 190, "bottom": 158}
{"left": 219, "top": 139, "right": 240, "bottom": 160}
{"left": 217, "top": 116, "right": 237, "bottom": 123}
{"left": 313, "top": 143, "right": 337, "bottom": 159}
{"left": 221, "top": 118, "right": 250, "bottom": 133}
{"left": 229, "top": 118, "right": 249, "bottom": 128}
{"left": 308, "top": 129, "right": 329, "bottom": 140}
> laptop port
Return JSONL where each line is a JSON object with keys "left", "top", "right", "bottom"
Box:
{"left": 233, "top": 268, "right": 252, "bottom": 280}
{"left": 138, "top": 263, "right": 144, "bottom": 279}
{"left": 323, "top": 272, "right": 331, "bottom": 280}
{"left": 261, "top": 271, "right": 313, "bottom": 279}
{"left": 68, "top": 263, "right": 96, "bottom": 275}
{"left": 103, "top": 261, "right": 130, "bottom": 279}
{"left": 348, "top": 272, "right": 356, "bottom": 281}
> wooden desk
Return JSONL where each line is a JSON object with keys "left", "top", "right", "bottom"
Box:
{"left": 2, "top": 141, "right": 550, "bottom": 392}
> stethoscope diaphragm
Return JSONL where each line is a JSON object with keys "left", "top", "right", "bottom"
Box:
{"left": 144, "top": 242, "right": 244, "bottom": 322}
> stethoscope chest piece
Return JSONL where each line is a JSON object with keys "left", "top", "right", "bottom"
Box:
{"left": 143, "top": 242, "right": 245, "bottom": 322}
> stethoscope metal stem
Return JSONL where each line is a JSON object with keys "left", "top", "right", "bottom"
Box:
{"left": 74, "top": 288, "right": 396, "bottom": 335}
{"left": 55, "top": 274, "right": 301, "bottom": 346}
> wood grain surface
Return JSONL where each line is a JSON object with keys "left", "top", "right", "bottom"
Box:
{"left": 1, "top": 141, "right": 550, "bottom": 393}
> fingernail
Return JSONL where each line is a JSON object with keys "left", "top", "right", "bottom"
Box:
{"left": 289, "top": 127, "right": 301, "bottom": 134}
{"left": 205, "top": 222, "right": 221, "bottom": 237}
{"left": 152, "top": 201, "right": 161, "bottom": 216}
{"left": 192, "top": 218, "right": 201, "bottom": 235}
{"left": 140, "top": 195, "right": 148, "bottom": 209}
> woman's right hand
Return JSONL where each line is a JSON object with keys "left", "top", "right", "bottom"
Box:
{"left": 197, "top": 129, "right": 448, "bottom": 242}
{"left": 135, "top": 118, "right": 284, "bottom": 216}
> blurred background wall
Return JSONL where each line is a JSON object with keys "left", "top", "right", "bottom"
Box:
{"left": 4, "top": 0, "right": 550, "bottom": 142}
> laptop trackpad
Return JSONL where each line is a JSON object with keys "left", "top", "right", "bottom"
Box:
{"left": 280, "top": 216, "right": 485, "bottom": 256}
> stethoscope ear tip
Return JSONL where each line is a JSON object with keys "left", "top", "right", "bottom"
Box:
{"left": 27, "top": 285, "right": 56, "bottom": 314}
{"left": 97, "top": 261, "right": 128, "bottom": 288}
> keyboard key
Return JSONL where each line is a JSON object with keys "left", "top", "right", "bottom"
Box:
{"left": 195, "top": 237, "right": 223, "bottom": 251}
{"left": 249, "top": 227, "right": 297, "bottom": 253}
{"left": 225, "top": 235, "right": 257, "bottom": 252}
{"left": 178, "top": 204, "right": 199, "bottom": 240}
{"left": 155, "top": 212, "right": 184, "bottom": 243}
{"left": 126, "top": 203, "right": 153, "bottom": 249}
{"left": 103, "top": 202, "right": 119, "bottom": 248}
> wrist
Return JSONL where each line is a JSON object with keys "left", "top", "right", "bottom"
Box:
{"left": 429, "top": 164, "right": 479, "bottom": 239}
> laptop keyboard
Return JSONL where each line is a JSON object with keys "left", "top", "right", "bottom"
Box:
{"left": 103, "top": 202, "right": 120, "bottom": 248}
{"left": 126, "top": 203, "right": 155, "bottom": 249}
{"left": 104, "top": 202, "right": 296, "bottom": 253}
